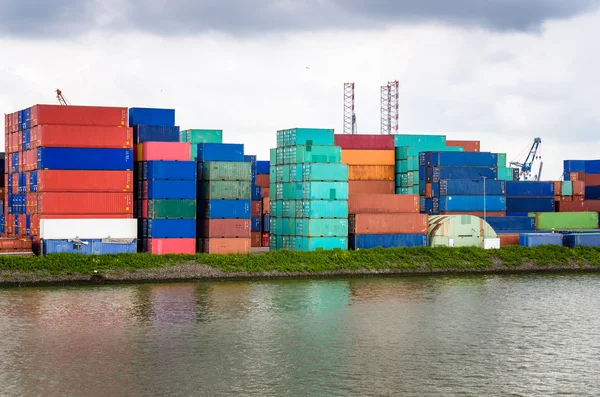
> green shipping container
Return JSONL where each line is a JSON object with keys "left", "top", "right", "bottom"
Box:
{"left": 497, "top": 167, "right": 513, "bottom": 181}
{"left": 282, "top": 165, "right": 290, "bottom": 183}
{"left": 296, "top": 200, "right": 349, "bottom": 218}
{"left": 497, "top": 153, "right": 507, "bottom": 168}
{"left": 297, "top": 182, "right": 349, "bottom": 200}
{"left": 395, "top": 160, "right": 408, "bottom": 174}
{"left": 277, "top": 128, "right": 335, "bottom": 147}
{"left": 562, "top": 181, "right": 573, "bottom": 196}
{"left": 535, "top": 212, "right": 599, "bottom": 230}
{"left": 295, "top": 237, "right": 348, "bottom": 251}
{"left": 287, "top": 145, "right": 342, "bottom": 164}
{"left": 407, "top": 157, "right": 420, "bottom": 171}
{"left": 270, "top": 149, "right": 277, "bottom": 165}
{"left": 190, "top": 144, "right": 197, "bottom": 161}
{"left": 183, "top": 129, "right": 223, "bottom": 144}
{"left": 147, "top": 200, "right": 196, "bottom": 219}
{"left": 395, "top": 145, "right": 463, "bottom": 160}
{"left": 407, "top": 171, "right": 420, "bottom": 185}
{"left": 296, "top": 218, "right": 349, "bottom": 237}
{"left": 201, "top": 162, "right": 251, "bottom": 181}
{"left": 199, "top": 181, "right": 251, "bottom": 200}
{"left": 393, "top": 134, "right": 447, "bottom": 148}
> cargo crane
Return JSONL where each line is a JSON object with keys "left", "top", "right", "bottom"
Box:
{"left": 56, "top": 89, "right": 70, "bottom": 106}
{"left": 343, "top": 82, "right": 357, "bottom": 134}
{"left": 510, "top": 137, "right": 543, "bottom": 181}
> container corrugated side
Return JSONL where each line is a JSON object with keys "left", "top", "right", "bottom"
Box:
{"left": 38, "top": 193, "right": 133, "bottom": 215}
{"left": 446, "top": 140, "right": 479, "bottom": 152}
{"left": 349, "top": 213, "right": 428, "bottom": 234}
{"left": 200, "top": 238, "right": 251, "bottom": 254}
{"left": 198, "top": 200, "right": 251, "bottom": 219}
{"left": 279, "top": 128, "right": 335, "bottom": 147}
{"left": 146, "top": 238, "right": 195, "bottom": 254}
{"left": 506, "top": 198, "right": 555, "bottom": 212}
{"left": 296, "top": 200, "right": 348, "bottom": 218}
{"left": 36, "top": 170, "right": 133, "bottom": 192}
{"left": 295, "top": 237, "right": 347, "bottom": 251}
{"left": 144, "top": 180, "right": 196, "bottom": 200}
{"left": 564, "top": 160, "right": 586, "bottom": 173}
{"left": 341, "top": 150, "right": 394, "bottom": 165}
{"left": 137, "top": 142, "right": 191, "bottom": 161}
{"left": 144, "top": 161, "right": 196, "bottom": 180}
{"left": 485, "top": 216, "right": 535, "bottom": 232}
{"left": 429, "top": 152, "right": 497, "bottom": 167}
{"left": 506, "top": 181, "right": 555, "bottom": 197}
{"left": 347, "top": 165, "right": 394, "bottom": 181}
{"left": 288, "top": 145, "right": 341, "bottom": 164}
{"left": 33, "top": 125, "right": 133, "bottom": 149}
{"left": 556, "top": 201, "right": 589, "bottom": 212}
{"left": 182, "top": 129, "right": 223, "bottom": 144}
{"left": 563, "top": 233, "right": 600, "bottom": 247}
{"left": 348, "top": 181, "right": 394, "bottom": 195}
{"left": 146, "top": 219, "right": 196, "bottom": 238}
{"left": 134, "top": 125, "right": 180, "bottom": 143}
{"left": 147, "top": 200, "right": 196, "bottom": 219}
{"left": 199, "top": 181, "right": 251, "bottom": 200}
{"left": 430, "top": 167, "right": 498, "bottom": 181}
{"left": 395, "top": 145, "right": 462, "bottom": 159}
{"left": 198, "top": 162, "right": 251, "bottom": 181}
{"left": 334, "top": 134, "right": 394, "bottom": 150}
{"left": 349, "top": 194, "right": 419, "bottom": 214}
{"left": 199, "top": 219, "right": 251, "bottom": 238}
{"left": 40, "top": 219, "right": 137, "bottom": 239}
{"left": 519, "top": 233, "right": 563, "bottom": 247}
{"left": 42, "top": 239, "right": 137, "bottom": 255}
{"left": 439, "top": 179, "right": 505, "bottom": 196}
{"left": 32, "top": 105, "right": 127, "bottom": 127}
{"left": 128, "top": 108, "right": 175, "bottom": 127}
{"left": 439, "top": 196, "right": 506, "bottom": 212}
{"left": 534, "top": 212, "right": 598, "bottom": 230}
{"left": 38, "top": 148, "right": 133, "bottom": 171}
{"left": 349, "top": 234, "right": 427, "bottom": 249}
{"left": 299, "top": 182, "right": 348, "bottom": 200}
{"left": 196, "top": 143, "right": 244, "bottom": 162}
{"left": 293, "top": 163, "right": 348, "bottom": 182}
{"left": 393, "top": 134, "right": 446, "bottom": 147}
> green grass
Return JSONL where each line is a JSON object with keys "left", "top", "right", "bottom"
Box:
{"left": 1, "top": 246, "right": 600, "bottom": 277}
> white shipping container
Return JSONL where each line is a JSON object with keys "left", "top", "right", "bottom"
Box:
{"left": 40, "top": 219, "right": 138, "bottom": 240}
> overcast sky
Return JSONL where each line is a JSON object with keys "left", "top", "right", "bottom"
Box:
{"left": 2, "top": 0, "right": 600, "bottom": 180}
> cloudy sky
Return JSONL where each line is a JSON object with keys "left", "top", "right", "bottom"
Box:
{"left": 2, "top": 0, "right": 600, "bottom": 179}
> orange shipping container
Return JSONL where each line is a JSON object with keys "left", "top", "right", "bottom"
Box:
{"left": 349, "top": 213, "right": 428, "bottom": 234}
{"left": 349, "top": 181, "right": 395, "bottom": 195}
{"left": 200, "top": 238, "right": 251, "bottom": 254}
{"left": 425, "top": 183, "right": 433, "bottom": 199}
{"left": 570, "top": 172, "right": 584, "bottom": 182}
{"left": 554, "top": 181, "right": 562, "bottom": 196}
{"left": 262, "top": 197, "right": 270, "bottom": 214}
{"left": 256, "top": 174, "right": 270, "bottom": 188}
{"left": 37, "top": 193, "right": 133, "bottom": 215}
{"left": 202, "top": 219, "right": 251, "bottom": 238}
{"left": 499, "top": 234, "right": 519, "bottom": 247}
{"left": 585, "top": 174, "right": 600, "bottom": 187}
{"left": 342, "top": 150, "right": 395, "bottom": 165}
{"left": 573, "top": 181, "right": 585, "bottom": 196}
{"left": 349, "top": 194, "right": 419, "bottom": 214}
{"left": 446, "top": 140, "right": 480, "bottom": 152}
{"left": 251, "top": 232, "right": 262, "bottom": 247}
{"left": 347, "top": 165, "right": 394, "bottom": 181}
{"left": 37, "top": 170, "right": 133, "bottom": 192}
{"left": 261, "top": 187, "right": 270, "bottom": 199}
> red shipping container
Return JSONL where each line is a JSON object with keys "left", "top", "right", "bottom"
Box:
{"left": 37, "top": 192, "right": 133, "bottom": 215}
{"left": 4, "top": 114, "right": 9, "bottom": 132}
{"left": 573, "top": 181, "right": 585, "bottom": 196}
{"left": 261, "top": 232, "right": 270, "bottom": 247}
{"left": 499, "top": 234, "right": 520, "bottom": 247}
{"left": 32, "top": 125, "right": 133, "bottom": 149}
{"left": 141, "top": 199, "right": 148, "bottom": 218}
{"left": 557, "top": 201, "right": 589, "bottom": 212}
{"left": 147, "top": 238, "right": 196, "bottom": 254}
{"left": 349, "top": 181, "right": 395, "bottom": 195}
{"left": 262, "top": 197, "right": 270, "bottom": 214}
{"left": 6, "top": 155, "right": 11, "bottom": 172}
{"left": 30, "top": 215, "right": 40, "bottom": 236}
{"left": 349, "top": 194, "right": 420, "bottom": 214}
{"left": 17, "top": 131, "right": 22, "bottom": 153}
{"left": 5, "top": 215, "right": 14, "bottom": 235}
{"left": 570, "top": 172, "right": 585, "bottom": 182}
{"left": 0, "top": 238, "right": 33, "bottom": 253}
{"left": 200, "top": 238, "right": 251, "bottom": 254}
{"left": 261, "top": 187, "right": 270, "bottom": 199}
{"left": 203, "top": 219, "right": 251, "bottom": 238}
{"left": 39, "top": 214, "right": 133, "bottom": 219}
{"left": 554, "top": 181, "right": 562, "bottom": 196}
{"left": 26, "top": 193, "right": 37, "bottom": 214}
{"left": 562, "top": 196, "right": 573, "bottom": 201}
{"left": 251, "top": 232, "right": 261, "bottom": 247}
{"left": 425, "top": 183, "right": 433, "bottom": 199}
{"left": 334, "top": 134, "right": 394, "bottom": 150}
{"left": 18, "top": 215, "right": 26, "bottom": 236}
{"left": 137, "top": 142, "right": 191, "bottom": 161}
{"left": 349, "top": 213, "right": 428, "bottom": 234}
{"left": 585, "top": 174, "right": 600, "bottom": 186}
{"left": 446, "top": 140, "right": 480, "bottom": 152}
{"left": 256, "top": 174, "right": 270, "bottom": 188}
{"left": 439, "top": 212, "right": 506, "bottom": 217}
{"left": 37, "top": 170, "right": 133, "bottom": 192}
{"left": 586, "top": 200, "right": 600, "bottom": 212}
{"left": 574, "top": 196, "right": 585, "bottom": 202}
{"left": 251, "top": 201, "right": 262, "bottom": 216}
{"left": 30, "top": 105, "right": 127, "bottom": 127}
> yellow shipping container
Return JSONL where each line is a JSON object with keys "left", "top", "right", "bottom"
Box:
{"left": 342, "top": 150, "right": 395, "bottom": 165}
{"left": 348, "top": 165, "right": 394, "bottom": 181}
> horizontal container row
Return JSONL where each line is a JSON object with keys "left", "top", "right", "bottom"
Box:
{"left": 348, "top": 213, "right": 428, "bottom": 234}
{"left": 421, "top": 166, "right": 498, "bottom": 182}
{"left": 393, "top": 134, "right": 446, "bottom": 147}
{"left": 197, "top": 162, "right": 251, "bottom": 181}
{"left": 41, "top": 239, "right": 137, "bottom": 255}
{"left": 137, "top": 180, "right": 196, "bottom": 200}
{"left": 198, "top": 238, "right": 252, "bottom": 254}
{"left": 140, "top": 161, "right": 196, "bottom": 181}
{"left": 341, "top": 150, "right": 395, "bottom": 166}
{"left": 8, "top": 171, "right": 133, "bottom": 193}
{"left": 197, "top": 218, "right": 252, "bottom": 238}
{"left": 334, "top": 134, "right": 394, "bottom": 150}
{"left": 349, "top": 194, "right": 419, "bottom": 214}
{"left": 140, "top": 219, "right": 196, "bottom": 238}
{"left": 269, "top": 218, "right": 348, "bottom": 237}
{"left": 271, "top": 182, "right": 348, "bottom": 200}
{"left": 39, "top": 218, "right": 138, "bottom": 239}
{"left": 134, "top": 125, "right": 180, "bottom": 143}
{"left": 395, "top": 145, "right": 463, "bottom": 160}
{"left": 129, "top": 107, "right": 175, "bottom": 127}
{"left": 141, "top": 238, "right": 196, "bottom": 254}
{"left": 420, "top": 152, "right": 498, "bottom": 167}
{"left": 179, "top": 129, "right": 223, "bottom": 144}
{"left": 506, "top": 197, "right": 555, "bottom": 212}
{"left": 8, "top": 192, "right": 133, "bottom": 215}
{"left": 485, "top": 216, "right": 536, "bottom": 232}
{"left": 197, "top": 200, "right": 251, "bottom": 219}
{"left": 270, "top": 164, "right": 348, "bottom": 182}
{"left": 349, "top": 234, "right": 428, "bottom": 249}
{"left": 270, "top": 200, "right": 348, "bottom": 218}
{"left": 137, "top": 200, "right": 196, "bottom": 219}
{"left": 269, "top": 235, "right": 347, "bottom": 251}
{"left": 36, "top": 148, "right": 133, "bottom": 170}
{"left": 276, "top": 128, "right": 335, "bottom": 148}
{"left": 534, "top": 212, "right": 598, "bottom": 230}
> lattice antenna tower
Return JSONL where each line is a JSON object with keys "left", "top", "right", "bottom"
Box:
{"left": 380, "top": 84, "right": 390, "bottom": 134}
{"left": 343, "top": 82, "right": 356, "bottom": 134}
{"left": 388, "top": 80, "right": 399, "bottom": 134}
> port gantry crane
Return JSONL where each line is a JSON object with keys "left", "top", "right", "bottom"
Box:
{"left": 56, "top": 89, "right": 70, "bottom": 106}
{"left": 510, "top": 137, "right": 543, "bottom": 181}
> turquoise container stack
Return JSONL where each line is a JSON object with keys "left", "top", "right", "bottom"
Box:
{"left": 270, "top": 128, "right": 349, "bottom": 251}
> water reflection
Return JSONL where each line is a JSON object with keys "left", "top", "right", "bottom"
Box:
{"left": 0, "top": 274, "right": 599, "bottom": 396}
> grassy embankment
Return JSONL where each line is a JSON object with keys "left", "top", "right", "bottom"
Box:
{"left": 2, "top": 246, "right": 600, "bottom": 278}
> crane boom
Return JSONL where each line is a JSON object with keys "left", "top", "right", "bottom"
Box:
{"left": 509, "top": 137, "right": 542, "bottom": 181}
{"left": 56, "top": 89, "right": 70, "bottom": 106}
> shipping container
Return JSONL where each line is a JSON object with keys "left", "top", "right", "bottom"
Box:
{"left": 256, "top": 161, "right": 270, "bottom": 174}
{"left": 347, "top": 165, "right": 394, "bottom": 181}
{"left": 129, "top": 108, "right": 175, "bottom": 127}
{"left": 561, "top": 181, "right": 573, "bottom": 196}
{"left": 395, "top": 145, "right": 463, "bottom": 160}
{"left": 289, "top": 163, "right": 348, "bottom": 182}
{"left": 296, "top": 181, "right": 348, "bottom": 200}
{"left": 584, "top": 160, "right": 600, "bottom": 174}
{"left": 144, "top": 180, "right": 196, "bottom": 200}
{"left": 146, "top": 238, "right": 195, "bottom": 254}
{"left": 146, "top": 219, "right": 195, "bottom": 238}
{"left": 564, "top": 160, "right": 586, "bottom": 174}
{"left": 349, "top": 213, "right": 427, "bottom": 234}
{"left": 32, "top": 125, "right": 133, "bottom": 149}
{"left": 341, "top": 150, "right": 394, "bottom": 165}
{"left": 349, "top": 194, "right": 419, "bottom": 214}
{"left": 31, "top": 105, "right": 127, "bottom": 127}
{"left": 534, "top": 212, "right": 598, "bottom": 230}
{"left": 584, "top": 174, "right": 600, "bottom": 186}
{"left": 200, "top": 238, "right": 251, "bottom": 254}
{"left": 199, "top": 219, "right": 250, "bottom": 238}
{"left": 262, "top": 197, "right": 270, "bottom": 214}
{"left": 569, "top": 172, "right": 585, "bottom": 182}
{"left": 37, "top": 148, "right": 133, "bottom": 170}
{"left": 285, "top": 145, "right": 341, "bottom": 164}
{"left": 428, "top": 215, "right": 497, "bottom": 248}
{"left": 143, "top": 161, "right": 196, "bottom": 180}
{"left": 295, "top": 200, "right": 349, "bottom": 218}
{"left": 38, "top": 193, "right": 132, "bottom": 215}
{"left": 198, "top": 200, "right": 251, "bottom": 219}
{"left": 348, "top": 181, "right": 395, "bottom": 195}
{"left": 505, "top": 181, "right": 554, "bottom": 197}
{"left": 497, "top": 168, "right": 514, "bottom": 181}
{"left": 428, "top": 152, "right": 497, "bottom": 167}
{"left": 519, "top": 233, "right": 563, "bottom": 247}
{"left": 294, "top": 237, "right": 347, "bottom": 251}
{"left": 134, "top": 125, "right": 180, "bottom": 143}
{"left": 251, "top": 232, "right": 262, "bottom": 247}
{"left": 42, "top": 239, "right": 137, "bottom": 255}
{"left": 439, "top": 179, "right": 505, "bottom": 196}
{"left": 506, "top": 197, "right": 554, "bottom": 212}
{"left": 181, "top": 129, "right": 223, "bottom": 144}
{"left": 197, "top": 161, "right": 251, "bottom": 182}
{"left": 256, "top": 174, "right": 270, "bottom": 187}
{"left": 334, "top": 134, "right": 394, "bottom": 150}
{"left": 349, "top": 233, "right": 427, "bottom": 249}
{"left": 196, "top": 143, "right": 244, "bottom": 162}
{"left": 34, "top": 170, "right": 133, "bottom": 192}
{"left": 439, "top": 196, "right": 506, "bottom": 212}
{"left": 137, "top": 142, "right": 190, "bottom": 161}
{"left": 147, "top": 200, "right": 196, "bottom": 219}
{"left": 573, "top": 181, "right": 585, "bottom": 196}
{"left": 485, "top": 216, "right": 535, "bottom": 232}
{"left": 261, "top": 232, "right": 270, "bottom": 247}
{"left": 428, "top": 167, "right": 497, "bottom": 182}
{"left": 251, "top": 200, "right": 262, "bottom": 216}
{"left": 563, "top": 233, "right": 600, "bottom": 247}
{"left": 393, "top": 134, "right": 446, "bottom": 147}
{"left": 277, "top": 128, "right": 335, "bottom": 147}
{"left": 586, "top": 200, "right": 600, "bottom": 212}
{"left": 498, "top": 234, "right": 520, "bottom": 247}
{"left": 251, "top": 216, "right": 262, "bottom": 232}
{"left": 199, "top": 181, "right": 250, "bottom": 200}
{"left": 39, "top": 218, "right": 137, "bottom": 239}
{"left": 554, "top": 181, "right": 562, "bottom": 196}
{"left": 446, "top": 140, "right": 480, "bottom": 152}
{"left": 585, "top": 186, "right": 600, "bottom": 200}
{"left": 556, "top": 201, "right": 589, "bottom": 212}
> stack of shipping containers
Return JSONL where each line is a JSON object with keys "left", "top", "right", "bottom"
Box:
{"left": 197, "top": 143, "right": 251, "bottom": 254}
{"left": 131, "top": 108, "right": 196, "bottom": 254}
{"left": 256, "top": 160, "right": 270, "bottom": 247}
{"left": 181, "top": 129, "right": 224, "bottom": 160}
{"left": 5, "top": 105, "right": 137, "bottom": 254}
{"left": 245, "top": 155, "right": 263, "bottom": 247}
{"left": 270, "top": 128, "right": 348, "bottom": 251}
{"left": 505, "top": 181, "right": 555, "bottom": 216}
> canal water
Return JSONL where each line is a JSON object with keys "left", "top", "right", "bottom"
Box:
{"left": 1, "top": 274, "right": 599, "bottom": 396}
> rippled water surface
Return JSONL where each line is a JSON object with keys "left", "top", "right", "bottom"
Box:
{"left": 1, "top": 274, "right": 600, "bottom": 396}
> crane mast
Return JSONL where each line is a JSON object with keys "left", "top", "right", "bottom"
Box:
{"left": 510, "top": 137, "right": 543, "bottom": 181}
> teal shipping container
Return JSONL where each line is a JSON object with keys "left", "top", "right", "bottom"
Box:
{"left": 562, "top": 181, "right": 573, "bottom": 196}
{"left": 296, "top": 200, "right": 349, "bottom": 218}
{"left": 282, "top": 165, "right": 290, "bottom": 182}
{"left": 284, "top": 145, "right": 342, "bottom": 164}
{"left": 396, "top": 186, "right": 419, "bottom": 194}
{"left": 181, "top": 129, "right": 223, "bottom": 144}
{"left": 296, "top": 218, "right": 348, "bottom": 237}
{"left": 277, "top": 128, "right": 335, "bottom": 147}
{"left": 298, "top": 181, "right": 349, "bottom": 200}
{"left": 282, "top": 201, "right": 297, "bottom": 218}
{"left": 396, "top": 160, "right": 408, "bottom": 174}
{"left": 497, "top": 153, "right": 507, "bottom": 167}
{"left": 395, "top": 145, "right": 463, "bottom": 159}
{"left": 393, "top": 134, "right": 447, "bottom": 148}
{"left": 289, "top": 163, "right": 348, "bottom": 182}
{"left": 282, "top": 236, "right": 297, "bottom": 250}
{"left": 395, "top": 173, "right": 404, "bottom": 186}
{"left": 295, "top": 237, "right": 348, "bottom": 251}
{"left": 497, "top": 167, "right": 513, "bottom": 181}
{"left": 270, "top": 149, "right": 277, "bottom": 165}
{"left": 270, "top": 217, "right": 278, "bottom": 234}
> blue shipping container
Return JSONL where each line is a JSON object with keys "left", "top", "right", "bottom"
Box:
{"left": 37, "top": 148, "right": 133, "bottom": 171}
{"left": 244, "top": 155, "right": 257, "bottom": 165}
{"left": 564, "top": 160, "right": 586, "bottom": 174}
{"left": 486, "top": 216, "right": 535, "bottom": 232}
{"left": 251, "top": 186, "right": 262, "bottom": 201}
{"left": 198, "top": 200, "right": 251, "bottom": 219}
{"left": 263, "top": 215, "right": 270, "bottom": 232}
{"left": 143, "top": 161, "right": 196, "bottom": 181}
{"left": 134, "top": 125, "right": 180, "bottom": 143}
{"left": 505, "top": 181, "right": 554, "bottom": 197}
{"left": 506, "top": 212, "right": 530, "bottom": 217}
{"left": 585, "top": 186, "right": 600, "bottom": 200}
{"left": 251, "top": 216, "right": 262, "bottom": 232}
{"left": 196, "top": 143, "right": 244, "bottom": 162}
{"left": 42, "top": 239, "right": 137, "bottom": 255}
{"left": 147, "top": 219, "right": 196, "bottom": 238}
{"left": 563, "top": 233, "right": 600, "bottom": 247}
{"left": 256, "top": 161, "right": 270, "bottom": 175}
{"left": 427, "top": 167, "right": 497, "bottom": 182}
{"left": 349, "top": 234, "right": 428, "bottom": 250}
{"left": 429, "top": 152, "right": 498, "bottom": 167}
{"left": 506, "top": 198, "right": 555, "bottom": 212}
{"left": 439, "top": 179, "right": 505, "bottom": 196}
{"left": 519, "top": 233, "right": 563, "bottom": 247}
{"left": 439, "top": 196, "right": 506, "bottom": 212}
{"left": 145, "top": 180, "right": 196, "bottom": 200}
{"left": 129, "top": 108, "right": 175, "bottom": 127}
{"left": 585, "top": 160, "right": 600, "bottom": 175}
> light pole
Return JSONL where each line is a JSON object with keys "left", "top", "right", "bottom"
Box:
{"left": 481, "top": 174, "right": 487, "bottom": 246}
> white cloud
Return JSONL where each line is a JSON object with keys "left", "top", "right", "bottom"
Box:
{"left": 1, "top": 9, "right": 599, "bottom": 180}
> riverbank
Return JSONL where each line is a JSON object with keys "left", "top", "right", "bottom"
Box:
{"left": 2, "top": 246, "right": 600, "bottom": 286}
